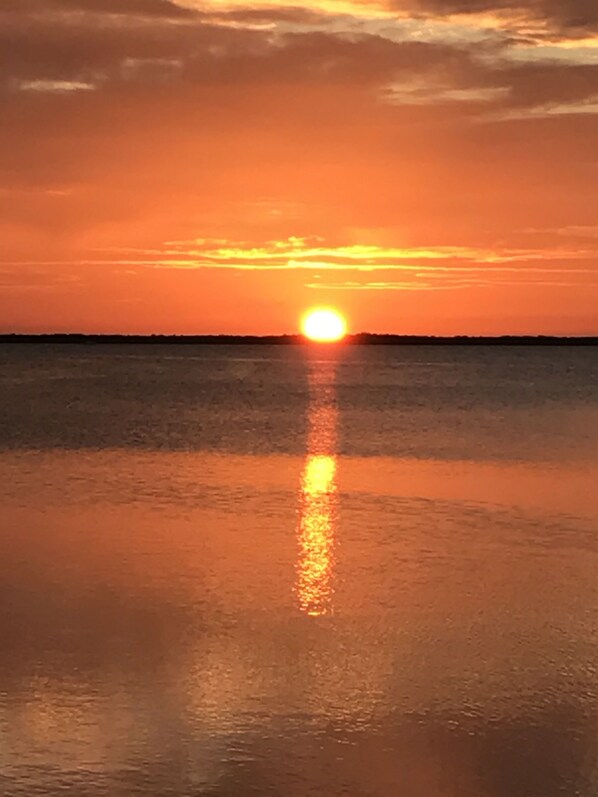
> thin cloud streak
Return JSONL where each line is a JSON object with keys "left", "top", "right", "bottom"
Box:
{"left": 306, "top": 278, "right": 598, "bottom": 290}
{"left": 98, "top": 238, "right": 598, "bottom": 268}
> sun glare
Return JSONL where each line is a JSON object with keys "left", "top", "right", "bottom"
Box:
{"left": 301, "top": 308, "right": 347, "bottom": 342}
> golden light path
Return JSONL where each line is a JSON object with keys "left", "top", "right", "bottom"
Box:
{"left": 301, "top": 308, "right": 347, "bottom": 343}
{"left": 296, "top": 358, "right": 338, "bottom": 617}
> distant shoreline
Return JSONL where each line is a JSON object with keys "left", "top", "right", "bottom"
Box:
{"left": 1, "top": 334, "right": 596, "bottom": 346}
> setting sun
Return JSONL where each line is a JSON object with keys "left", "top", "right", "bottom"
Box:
{"left": 301, "top": 309, "right": 347, "bottom": 343}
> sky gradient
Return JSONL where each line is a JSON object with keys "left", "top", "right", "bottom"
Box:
{"left": 1, "top": 0, "right": 597, "bottom": 334}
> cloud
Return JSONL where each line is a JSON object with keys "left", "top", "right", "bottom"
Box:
{"left": 552, "top": 225, "right": 598, "bottom": 239}
{"left": 0, "top": 0, "right": 596, "bottom": 120}
{"left": 5, "top": 235, "right": 597, "bottom": 275}
{"left": 389, "top": 0, "right": 598, "bottom": 39}
{"left": 11, "top": 78, "right": 97, "bottom": 92}
{"left": 305, "top": 275, "right": 598, "bottom": 289}
{"left": 131, "top": 236, "right": 598, "bottom": 267}
{"left": 0, "top": 0, "right": 194, "bottom": 17}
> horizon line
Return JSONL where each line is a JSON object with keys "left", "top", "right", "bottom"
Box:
{"left": 1, "top": 333, "right": 597, "bottom": 346}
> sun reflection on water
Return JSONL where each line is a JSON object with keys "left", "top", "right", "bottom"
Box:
{"left": 296, "top": 360, "right": 338, "bottom": 617}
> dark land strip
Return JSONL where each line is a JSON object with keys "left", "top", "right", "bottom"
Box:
{"left": 1, "top": 334, "right": 597, "bottom": 346}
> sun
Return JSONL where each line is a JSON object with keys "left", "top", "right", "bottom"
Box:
{"left": 301, "top": 308, "right": 347, "bottom": 342}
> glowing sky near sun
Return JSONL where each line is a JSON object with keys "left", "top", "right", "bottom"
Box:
{"left": 0, "top": 0, "right": 597, "bottom": 334}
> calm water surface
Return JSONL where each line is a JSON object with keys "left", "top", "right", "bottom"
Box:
{"left": 0, "top": 344, "right": 597, "bottom": 797}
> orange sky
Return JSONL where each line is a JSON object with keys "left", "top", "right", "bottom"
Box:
{"left": 1, "top": 0, "right": 597, "bottom": 334}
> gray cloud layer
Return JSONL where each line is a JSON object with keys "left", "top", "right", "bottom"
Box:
{"left": 1, "top": 0, "right": 597, "bottom": 114}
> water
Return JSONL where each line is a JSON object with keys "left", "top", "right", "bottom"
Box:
{"left": 0, "top": 344, "right": 596, "bottom": 797}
